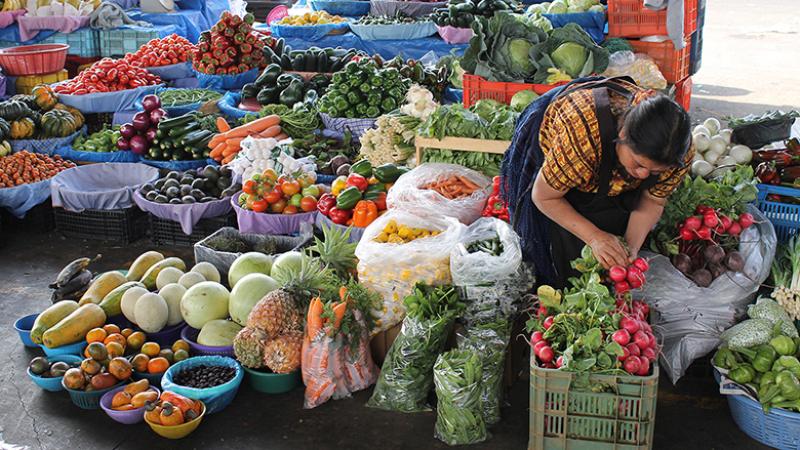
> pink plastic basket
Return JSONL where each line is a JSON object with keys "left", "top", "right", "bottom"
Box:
{"left": 0, "top": 44, "right": 69, "bottom": 76}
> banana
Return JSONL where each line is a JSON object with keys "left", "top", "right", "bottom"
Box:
{"left": 50, "top": 270, "right": 93, "bottom": 302}
{"left": 51, "top": 256, "right": 97, "bottom": 288}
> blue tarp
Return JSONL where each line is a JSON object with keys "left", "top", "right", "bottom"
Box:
{"left": 146, "top": 62, "right": 194, "bottom": 80}
{"left": 196, "top": 67, "right": 258, "bottom": 90}
{"left": 54, "top": 146, "right": 141, "bottom": 163}
{"left": 216, "top": 91, "right": 251, "bottom": 120}
{"left": 275, "top": 31, "right": 467, "bottom": 60}
{"left": 56, "top": 84, "right": 164, "bottom": 114}
{"left": 542, "top": 11, "right": 607, "bottom": 44}
{"left": 0, "top": 179, "right": 51, "bottom": 218}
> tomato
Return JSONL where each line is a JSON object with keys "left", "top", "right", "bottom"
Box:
{"left": 251, "top": 199, "right": 268, "bottom": 213}
{"left": 270, "top": 199, "right": 287, "bottom": 214}
{"left": 283, "top": 205, "right": 299, "bottom": 215}
{"left": 264, "top": 189, "right": 283, "bottom": 204}
{"left": 281, "top": 180, "right": 301, "bottom": 196}
{"left": 300, "top": 196, "right": 317, "bottom": 212}
{"left": 243, "top": 179, "right": 257, "bottom": 195}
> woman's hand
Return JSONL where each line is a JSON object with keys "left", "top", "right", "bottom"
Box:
{"left": 588, "top": 231, "right": 630, "bottom": 269}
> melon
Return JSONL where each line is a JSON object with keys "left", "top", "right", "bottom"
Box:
{"left": 180, "top": 281, "right": 230, "bottom": 329}
{"left": 191, "top": 262, "right": 221, "bottom": 283}
{"left": 179, "top": 271, "right": 206, "bottom": 289}
{"left": 156, "top": 267, "right": 184, "bottom": 290}
{"left": 120, "top": 286, "right": 148, "bottom": 324}
{"left": 229, "top": 273, "right": 280, "bottom": 326}
{"left": 197, "top": 319, "right": 243, "bottom": 347}
{"left": 270, "top": 251, "right": 304, "bottom": 277}
{"left": 134, "top": 293, "right": 169, "bottom": 333}
{"left": 228, "top": 252, "right": 273, "bottom": 288}
{"left": 158, "top": 283, "right": 186, "bottom": 326}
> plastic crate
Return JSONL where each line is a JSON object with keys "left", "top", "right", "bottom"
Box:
{"left": 690, "top": 25, "right": 703, "bottom": 75}
{"left": 608, "top": 0, "right": 697, "bottom": 38}
{"left": 65, "top": 56, "right": 100, "bottom": 78}
{"left": 98, "top": 27, "right": 161, "bottom": 58}
{"left": 149, "top": 213, "right": 237, "bottom": 247}
{"left": 14, "top": 69, "right": 68, "bottom": 95}
{"left": 54, "top": 207, "right": 148, "bottom": 243}
{"left": 529, "top": 360, "right": 659, "bottom": 450}
{"left": 628, "top": 37, "right": 691, "bottom": 84}
{"left": 40, "top": 28, "right": 100, "bottom": 58}
{"left": 462, "top": 74, "right": 565, "bottom": 108}
{"left": 0, "top": 202, "right": 55, "bottom": 233}
{"left": 756, "top": 184, "right": 800, "bottom": 243}
{"left": 674, "top": 76, "right": 692, "bottom": 111}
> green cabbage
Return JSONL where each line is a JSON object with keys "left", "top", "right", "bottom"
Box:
{"left": 529, "top": 11, "right": 553, "bottom": 33}
{"left": 532, "top": 23, "right": 610, "bottom": 83}
{"left": 510, "top": 90, "right": 539, "bottom": 112}
{"left": 551, "top": 42, "right": 589, "bottom": 78}
{"left": 588, "top": 4, "right": 604, "bottom": 12}
{"left": 525, "top": 4, "right": 547, "bottom": 15}
{"left": 567, "top": 0, "right": 596, "bottom": 11}
{"left": 547, "top": 1, "right": 567, "bottom": 14}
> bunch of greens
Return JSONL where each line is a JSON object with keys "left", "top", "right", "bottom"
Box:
{"left": 727, "top": 110, "right": 799, "bottom": 128}
{"left": 72, "top": 125, "right": 120, "bottom": 153}
{"left": 457, "top": 319, "right": 511, "bottom": 425}
{"left": 367, "top": 283, "right": 464, "bottom": 412}
{"left": 433, "top": 349, "right": 488, "bottom": 446}
{"left": 467, "top": 236, "right": 504, "bottom": 256}
{"left": 532, "top": 23, "right": 610, "bottom": 83}
{"left": 359, "top": 113, "right": 420, "bottom": 165}
{"left": 158, "top": 88, "right": 221, "bottom": 107}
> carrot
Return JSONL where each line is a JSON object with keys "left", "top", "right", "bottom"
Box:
{"left": 307, "top": 297, "right": 324, "bottom": 339}
{"left": 339, "top": 286, "right": 348, "bottom": 303}
{"left": 225, "top": 115, "right": 280, "bottom": 138}
{"left": 209, "top": 142, "right": 226, "bottom": 159}
{"left": 221, "top": 153, "right": 236, "bottom": 165}
{"left": 208, "top": 133, "right": 225, "bottom": 148}
{"left": 275, "top": 132, "right": 289, "bottom": 140}
{"left": 216, "top": 117, "right": 231, "bottom": 133}
{"left": 256, "top": 124, "right": 281, "bottom": 138}
{"left": 222, "top": 145, "right": 239, "bottom": 158}
{"left": 225, "top": 137, "right": 245, "bottom": 149}
{"left": 332, "top": 302, "right": 346, "bottom": 330}
{"left": 458, "top": 176, "right": 479, "bottom": 190}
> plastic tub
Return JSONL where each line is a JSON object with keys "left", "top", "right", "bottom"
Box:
{"left": 180, "top": 326, "right": 235, "bottom": 357}
{"left": 40, "top": 340, "right": 87, "bottom": 357}
{"left": 244, "top": 367, "right": 301, "bottom": 394}
{"left": 14, "top": 313, "right": 38, "bottom": 348}
{"left": 146, "top": 322, "right": 186, "bottom": 347}
{"left": 0, "top": 44, "right": 69, "bottom": 76}
{"left": 145, "top": 401, "right": 206, "bottom": 439}
{"left": 161, "top": 356, "right": 243, "bottom": 414}
{"left": 100, "top": 384, "right": 161, "bottom": 424}
{"left": 63, "top": 380, "right": 126, "bottom": 410}
{"left": 27, "top": 355, "right": 82, "bottom": 392}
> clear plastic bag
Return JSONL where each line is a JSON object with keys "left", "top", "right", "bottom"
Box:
{"left": 433, "top": 349, "right": 489, "bottom": 446}
{"left": 720, "top": 319, "right": 774, "bottom": 350}
{"left": 747, "top": 297, "right": 799, "bottom": 338}
{"left": 342, "top": 311, "right": 379, "bottom": 393}
{"left": 355, "top": 210, "right": 465, "bottom": 333}
{"left": 601, "top": 50, "right": 668, "bottom": 90}
{"left": 386, "top": 163, "right": 491, "bottom": 225}
{"left": 457, "top": 320, "right": 511, "bottom": 426}
{"left": 302, "top": 334, "right": 350, "bottom": 409}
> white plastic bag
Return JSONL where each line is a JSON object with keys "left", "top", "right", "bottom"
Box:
{"left": 450, "top": 217, "right": 522, "bottom": 285}
{"left": 639, "top": 206, "right": 777, "bottom": 384}
{"left": 602, "top": 51, "right": 668, "bottom": 90}
{"left": 355, "top": 210, "right": 465, "bottom": 333}
{"left": 386, "top": 163, "right": 491, "bottom": 225}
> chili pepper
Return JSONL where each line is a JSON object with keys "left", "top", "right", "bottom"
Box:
{"left": 728, "top": 364, "right": 756, "bottom": 384}
{"left": 328, "top": 207, "right": 351, "bottom": 225}
{"left": 771, "top": 335, "right": 797, "bottom": 356}
{"left": 352, "top": 200, "right": 378, "bottom": 228}
{"left": 753, "top": 345, "right": 778, "bottom": 373}
{"left": 346, "top": 173, "right": 369, "bottom": 192}
{"left": 713, "top": 348, "right": 738, "bottom": 370}
{"left": 317, "top": 193, "right": 336, "bottom": 216}
{"left": 756, "top": 161, "right": 781, "bottom": 185}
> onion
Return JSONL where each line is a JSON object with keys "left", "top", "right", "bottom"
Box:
{"left": 141, "top": 94, "right": 160, "bottom": 112}
{"left": 730, "top": 145, "right": 753, "bottom": 164}
{"left": 149, "top": 108, "right": 167, "bottom": 124}
{"left": 129, "top": 135, "right": 149, "bottom": 155}
{"left": 144, "top": 128, "right": 158, "bottom": 143}
{"left": 117, "top": 138, "right": 130, "bottom": 151}
{"left": 693, "top": 133, "right": 711, "bottom": 152}
{"left": 709, "top": 136, "right": 728, "bottom": 155}
{"left": 703, "top": 117, "right": 721, "bottom": 135}
{"left": 132, "top": 112, "right": 150, "bottom": 132}
{"left": 119, "top": 123, "right": 136, "bottom": 140}
{"left": 693, "top": 125, "right": 710, "bottom": 137}
{"left": 703, "top": 151, "right": 722, "bottom": 165}
{"left": 691, "top": 160, "right": 714, "bottom": 177}
{"left": 692, "top": 152, "right": 704, "bottom": 162}
{"left": 718, "top": 128, "right": 733, "bottom": 144}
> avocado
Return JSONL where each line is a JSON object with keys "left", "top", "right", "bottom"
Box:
{"left": 180, "top": 185, "right": 193, "bottom": 197}
{"left": 217, "top": 176, "right": 231, "bottom": 190}
{"left": 219, "top": 166, "right": 232, "bottom": 178}
{"left": 163, "top": 178, "right": 180, "bottom": 190}
{"left": 191, "top": 178, "right": 205, "bottom": 190}
{"left": 140, "top": 183, "right": 155, "bottom": 193}
{"left": 169, "top": 198, "right": 182, "bottom": 204}
{"left": 155, "top": 194, "right": 168, "bottom": 204}
{"left": 165, "top": 186, "right": 180, "bottom": 199}
{"left": 181, "top": 195, "right": 196, "bottom": 204}
{"left": 154, "top": 178, "right": 166, "bottom": 190}
{"left": 191, "top": 188, "right": 205, "bottom": 200}
{"left": 203, "top": 165, "right": 219, "bottom": 182}
{"left": 49, "top": 361, "right": 69, "bottom": 377}
{"left": 29, "top": 357, "right": 49, "bottom": 375}
{"left": 166, "top": 171, "right": 180, "bottom": 180}
{"left": 221, "top": 187, "right": 236, "bottom": 198}
{"left": 180, "top": 175, "right": 195, "bottom": 185}
{"left": 145, "top": 190, "right": 158, "bottom": 201}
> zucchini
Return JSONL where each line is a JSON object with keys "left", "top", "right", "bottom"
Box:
{"left": 181, "top": 130, "right": 213, "bottom": 147}
{"left": 168, "top": 122, "right": 201, "bottom": 138}
{"left": 157, "top": 114, "right": 194, "bottom": 130}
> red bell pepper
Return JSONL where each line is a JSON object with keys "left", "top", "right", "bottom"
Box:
{"left": 346, "top": 173, "right": 369, "bottom": 192}
{"left": 317, "top": 193, "right": 337, "bottom": 216}
{"left": 328, "top": 207, "right": 352, "bottom": 225}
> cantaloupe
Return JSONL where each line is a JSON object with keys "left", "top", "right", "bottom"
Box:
{"left": 159, "top": 283, "right": 186, "bottom": 326}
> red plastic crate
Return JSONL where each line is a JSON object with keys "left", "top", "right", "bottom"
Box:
{"left": 628, "top": 37, "right": 691, "bottom": 84}
{"left": 674, "top": 76, "right": 692, "bottom": 111}
{"left": 608, "top": 0, "right": 697, "bottom": 38}
{"left": 462, "top": 74, "right": 565, "bottom": 108}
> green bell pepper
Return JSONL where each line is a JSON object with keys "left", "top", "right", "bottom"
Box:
{"left": 367, "top": 92, "right": 381, "bottom": 107}
{"left": 333, "top": 96, "right": 349, "bottom": 115}
{"left": 729, "top": 364, "right": 756, "bottom": 384}
{"left": 373, "top": 163, "right": 408, "bottom": 183}
{"left": 345, "top": 61, "right": 360, "bottom": 75}
{"left": 349, "top": 159, "right": 373, "bottom": 178}
{"left": 381, "top": 97, "right": 397, "bottom": 112}
{"left": 338, "top": 83, "right": 351, "bottom": 94}
{"left": 713, "top": 348, "right": 738, "bottom": 370}
{"left": 359, "top": 83, "right": 372, "bottom": 94}
{"left": 365, "top": 106, "right": 380, "bottom": 118}
{"left": 771, "top": 335, "right": 797, "bottom": 356}
{"left": 777, "top": 371, "right": 800, "bottom": 401}
{"left": 356, "top": 103, "right": 369, "bottom": 117}
{"left": 754, "top": 345, "right": 778, "bottom": 373}
{"left": 346, "top": 91, "right": 361, "bottom": 105}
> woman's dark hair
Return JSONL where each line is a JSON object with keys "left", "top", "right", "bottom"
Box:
{"left": 621, "top": 94, "right": 692, "bottom": 166}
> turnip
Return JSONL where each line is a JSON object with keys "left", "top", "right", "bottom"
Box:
{"left": 633, "top": 257, "right": 649, "bottom": 273}
{"left": 635, "top": 356, "right": 650, "bottom": 376}
{"left": 672, "top": 253, "right": 693, "bottom": 274}
{"left": 543, "top": 316, "right": 554, "bottom": 330}
{"left": 725, "top": 251, "right": 745, "bottom": 272}
{"left": 730, "top": 145, "right": 753, "bottom": 164}
{"left": 718, "top": 128, "right": 733, "bottom": 144}
{"left": 613, "top": 329, "right": 631, "bottom": 346}
{"left": 739, "top": 213, "right": 754, "bottom": 229}
{"left": 609, "top": 265, "right": 627, "bottom": 283}
{"left": 693, "top": 125, "right": 710, "bottom": 137}
{"left": 709, "top": 262, "right": 726, "bottom": 279}
{"left": 704, "top": 244, "right": 725, "bottom": 265}
{"left": 703, "top": 151, "right": 722, "bottom": 165}
{"left": 633, "top": 330, "right": 649, "bottom": 349}
{"left": 623, "top": 356, "right": 641, "bottom": 374}
{"left": 691, "top": 160, "right": 714, "bottom": 177}
{"left": 620, "top": 315, "right": 640, "bottom": 334}
{"left": 703, "top": 117, "right": 721, "bottom": 135}
{"left": 709, "top": 136, "right": 728, "bottom": 155}
{"left": 691, "top": 268, "right": 713, "bottom": 287}
{"left": 693, "top": 133, "right": 711, "bottom": 152}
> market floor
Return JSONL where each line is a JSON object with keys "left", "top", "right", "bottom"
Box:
{"left": 0, "top": 229, "right": 767, "bottom": 450}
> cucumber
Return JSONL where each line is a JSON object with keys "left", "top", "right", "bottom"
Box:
{"left": 168, "top": 122, "right": 201, "bottom": 138}
{"left": 157, "top": 114, "right": 194, "bottom": 130}
{"left": 182, "top": 130, "right": 213, "bottom": 146}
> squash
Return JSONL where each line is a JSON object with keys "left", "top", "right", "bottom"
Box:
{"left": 31, "top": 85, "right": 58, "bottom": 111}
{"left": 78, "top": 271, "right": 127, "bottom": 306}
{"left": 40, "top": 109, "right": 77, "bottom": 138}
{"left": 10, "top": 118, "right": 35, "bottom": 139}
{"left": 0, "top": 100, "right": 36, "bottom": 122}
{"left": 30, "top": 300, "right": 79, "bottom": 344}
{"left": 41, "top": 303, "right": 107, "bottom": 348}
{"left": 66, "top": 106, "right": 84, "bottom": 129}
{"left": 10, "top": 94, "right": 39, "bottom": 112}
{"left": 0, "top": 117, "right": 9, "bottom": 141}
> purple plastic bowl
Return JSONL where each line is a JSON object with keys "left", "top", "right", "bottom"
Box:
{"left": 180, "top": 326, "right": 235, "bottom": 357}
{"left": 133, "top": 370, "right": 164, "bottom": 389}
{"left": 100, "top": 385, "right": 160, "bottom": 424}
{"left": 145, "top": 321, "right": 186, "bottom": 347}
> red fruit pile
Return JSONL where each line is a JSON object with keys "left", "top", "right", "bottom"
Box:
{"left": 613, "top": 300, "right": 658, "bottom": 375}
{"left": 192, "top": 12, "right": 269, "bottom": 76}
{"left": 481, "top": 176, "right": 509, "bottom": 221}
{"left": 53, "top": 58, "right": 161, "bottom": 95}
{"left": 125, "top": 34, "right": 196, "bottom": 68}
{"left": 608, "top": 257, "right": 649, "bottom": 295}
{"left": 678, "top": 205, "right": 754, "bottom": 242}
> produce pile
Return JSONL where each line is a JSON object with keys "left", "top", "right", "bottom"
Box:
{"left": 318, "top": 59, "right": 411, "bottom": 119}
{"left": 318, "top": 160, "right": 404, "bottom": 227}
{"left": 0, "top": 151, "right": 74, "bottom": 187}
{"left": 72, "top": 125, "right": 121, "bottom": 153}
{"left": 192, "top": 12, "right": 269, "bottom": 76}
{"left": 209, "top": 114, "right": 285, "bottom": 164}
{"left": 526, "top": 0, "right": 604, "bottom": 14}
{"left": 356, "top": 13, "right": 426, "bottom": 25}
{"left": 119, "top": 94, "right": 167, "bottom": 156}
{"left": 431, "top": 0, "right": 523, "bottom": 28}
{"left": 275, "top": 10, "right": 345, "bottom": 26}
{"left": 139, "top": 165, "right": 238, "bottom": 204}
{"left": 147, "top": 111, "right": 222, "bottom": 162}
{"left": 53, "top": 58, "right": 162, "bottom": 95}
{"left": 691, "top": 117, "right": 753, "bottom": 178}
{"left": 125, "top": 34, "right": 196, "bottom": 68}
{"left": 158, "top": 89, "right": 222, "bottom": 108}
{"left": 242, "top": 64, "right": 330, "bottom": 108}
{"left": 144, "top": 391, "right": 205, "bottom": 427}
{"left": 383, "top": 56, "right": 450, "bottom": 101}
{"left": 264, "top": 41, "right": 364, "bottom": 74}
{"left": 237, "top": 167, "right": 322, "bottom": 215}
{"left": 0, "top": 87, "right": 85, "bottom": 139}
{"left": 290, "top": 133, "right": 359, "bottom": 175}
{"left": 754, "top": 138, "right": 800, "bottom": 186}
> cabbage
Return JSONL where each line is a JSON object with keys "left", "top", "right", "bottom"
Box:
{"left": 532, "top": 23, "right": 610, "bottom": 83}
{"left": 510, "top": 90, "right": 539, "bottom": 112}
{"left": 449, "top": 59, "right": 466, "bottom": 89}
{"left": 568, "top": 0, "right": 596, "bottom": 11}
{"left": 551, "top": 42, "right": 588, "bottom": 78}
{"left": 526, "top": 4, "right": 547, "bottom": 15}
{"left": 588, "top": 4, "right": 604, "bottom": 13}
{"left": 529, "top": 11, "right": 553, "bottom": 33}
{"left": 547, "top": 1, "right": 568, "bottom": 14}
{"left": 508, "top": 38, "right": 536, "bottom": 74}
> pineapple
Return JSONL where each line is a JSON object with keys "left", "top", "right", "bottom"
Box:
{"left": 263, "top": 330, "right": 303, "bottom": 374}
{"left": 233, "top": 327, "right": 268, "bottom": 369}
{"left": 247, "top": 291, "right": 303, "bottom": 339}
{"left": 308, "top": 223, "right": 358, "bottom": 277}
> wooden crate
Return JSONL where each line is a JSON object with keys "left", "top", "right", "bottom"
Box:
{"left": 414, "top": 136, "right": 511, "bottom": 165}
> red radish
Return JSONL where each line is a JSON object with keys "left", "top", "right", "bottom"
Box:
{"left": 531, "top": 331, "right": 544, "bottom": 345}
{"left": 720, "top": 216, "right": 732, "bottom": 231}
{"left": 696, "top": 226, "right": 712, "bottom": 240}
{"left": 642, "top": 347, "right": 657, "bottom": 362}
{"left": 632, "top": 257, "right": 649, "bottom": 273}
{"left": 538, "top": 346, "right": 554, "bottom": 363}
{"left": 543, "top": 362, "right": 556, "bottom": 369}
{"left": 636, "top": 356, "right": 650, "bottom": 375}
{"left": 555, "top": 356, "right": 563, "bottom": 368}
{"left": 628, "top": 275, "right": 643, "bottom": 289}
{"left": 739, "top": 213, "right": 754, "bottom": 229}
{"left": 543, "top": 316, "right": 554, "bottom": 330}
{"left": 623, "top": 356, "right": 641, "bottom": 374}
{"left": 612, "top": 329, "right": 631, "bottom": 346}
{"left": 609, "top": 266, "right": 627, "bottom": 283}
{"left": 633, "top": 301, "right": 649, "bottom": 317}
{"left": 618, "top": 345, "right": 631, "bottom": 361}
{"left": 615, "top": 281, "right": 631, "bottom": 294}
{"left": 728, "top": 222, "right": 742, "bottom": 236}
{"left": 620, "top": 316, "right": 641, "bottom": 334}
{"left": 633, "top": 330, "right": 650, "bottom": 349}
{"left": 684, "top": 216, "right": 702, "bottom": 231}
{"left": 533, "top": 340, "right": 549, "bottom": 356}
{"left": 626, "top": 343, "right": 641, "bottom": 357}
{"left": 703, "top": 212, "right": 719, "bottom": 228}
{"left": 695, "top": 205, "right": 711, "bottom": 215}
{"left": 639, "top": 320, "right": 653, "bottom": 334}
{"left": 537, "top": 305, "right": 548, "bottom": 317}
{"left": 646, "top": 332, "right": 657, "bottom": 349}
{"left": 679, "top": 227, "right": 694, "bottom": 241}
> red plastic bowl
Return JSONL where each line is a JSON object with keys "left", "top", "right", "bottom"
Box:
{"left": 0, "top": 44, "right": 69, "bottom": 76}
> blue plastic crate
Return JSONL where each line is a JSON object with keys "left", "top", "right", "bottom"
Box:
{"left": 98, "top": 26, "right": 170, "bottom": 58}
{"left": 40, "top": 28, "right": 100, "bottom": 58}
{"left": 690, "top": 0, "right": 705, "bottom": 75}
{"left": 756, "top": 183, "right": 800, "bottom": 243}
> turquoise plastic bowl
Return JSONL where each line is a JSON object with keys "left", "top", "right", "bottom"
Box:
{"left": 14, "top": 313, "right": 39, "bottom": 348}
{"left": 27, "top": 355, "right": 82, "bottom": 392}
{"left": 63, "top": 379, "right": 126, "bottom": 410}
{"left": 161, "top": 356, "right": 243, "bottom": 415}
{"left": 40, "top": 340, "right": 87, "bottom": 357}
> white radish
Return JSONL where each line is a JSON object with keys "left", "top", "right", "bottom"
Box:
{"left": 730, "top": 145, "right": 753, "bottom": 164}
{"left": 709, "top": 136, "right": 728, "bottom": 155}
{"left": 694, "top": 133, "right": 711, "bottom": 152}
{"left": 718, "top": 128, "right": 733, "bottom": 144}
{"left": 703, "top": 117, "right": 721, "bottom": 136}
{"left": 693, "top": 125, "right": 710, "bottom": 137}
{"left": 691, "top": 160, "right": 714, "bottom": 177}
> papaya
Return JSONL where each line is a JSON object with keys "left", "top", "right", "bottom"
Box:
{"left": 139, "top": 257, "right": 186, "bottom": 290}
{"left": 126, "top": 251, "right": 164, "bottom": 282}
{"left": 98, "top": 281, "right": 145, "bottom": 317}
{"left": 42, "top": 303, "right": 106, "bottom": 349}
{"left": 30, "top": 300, "right": 79, "bottom": 344}
{"left": 79, "top": 271, "right": 127, "bottom": 305}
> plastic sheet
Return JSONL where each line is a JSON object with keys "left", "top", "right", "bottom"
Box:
{"left": 436, "top": 25, "right": 473, "bottom": 44}
{"left": 195, "top": 68, "right": 259, "bottom": 91}
{"left": 51, "top": 163, "right": 158, "bottom": 212}
{"left": 639, "top": 205, "right": 777, "bottom": 384}
{"left": 271, "top": 21, "right": 351, "bottom": 41}
{"left": 355, "top": 210, "right": 464, "bottom": 332}
{"left": 0, "top": 10, "right": 25, "bottom": 29}
{"left": 310, "top": 0, "right": 372, "bottom": 16}
{"left": 387, "top": 163, "right": 491, "bottom": 225}
{"left": 133, "top": 190, "right": 233, "bottom": 235}
{"left": 10, "top": 127, "right": 85, "bottom": 155}
{"left": 457, "top": 321, "right": 511, "bottom": 426}
{"left": 135, "top": 86, "right": 217, "bottom": 117}
{"left": 320, "top": 112, "right": 376, "bottom": 140}
{"left": 433, "top": 349, "right": 489, "bottom": 446}
{"left": 233, "top": 195, "right": 317, "bottom": 235}
{"left": 0, "top": 179, "right": 51, "bottom": 218}
{"left": 17, "top": 15, "right": 90, "bottom": 42}
{"left": 216, "top": 91, "right": 251, "bottom": 120}
{"left": 369, "top": 0, "right": 446, "bottom": 17}
{"left": 302, "top": 333, "right": 350, "bottom": 409}
{"left": 315, "top": 213, "right": 364, "bottom": 244}
{"left": 277, "top": 32, "right": 467, "bottom": 60}
{"left": 350, "top": 22, "right": 437, "bottom": 41}
{"left": 139, "top": 158, "right": 216, "bottom": 171}
{"left": 53, "top": 146, "right": 141, "bottom": 163}
{"left": 146, "top": 62, "right": 194, "bottom": 81}
{"left": 542, "top": 11, "right": 606, "bottom": 44}
{"left": 55, "top": 84, "right": 163, "bottom": 114}
{"left": 160, "top": 355, "right": 243, "bottom": 415}
{"left": 602, "top": 51, "right": 667, "bottom": 90}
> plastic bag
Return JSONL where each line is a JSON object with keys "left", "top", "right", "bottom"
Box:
{"left": 195, "top": 68, "right": 258, "bottom": 91}
{"left": 457, "top": 320, "right": 511, "bottom": 426}
{"left": 302, "top": 333, "right": 351, "bottom": 409}
{"left": 355, "top": 210, "right": 465, "bottom": 332}
{"left": 747, "top": 297, "right": 799, "bottom": 338}
{"left": 342, "top": 311, "right": 379, "bottom": 393}
{"left": 433, "top": 349, "right": 489, "bottom": 446}
{"left": 732, "top": 117, "right": 795, "bottom": 149}
{"left": 720, "top": 319, "right": 774, "bottom": 350}
{"left": 233, "top": 197, "right": 317, "bottom": 235}
{"left": 310, "top": 0, "right": 371, "bottom": 16}
{"left": 366, "top": 313, "right": 455, "bottom": 412}
{"left": 387, "top": 163, "right": 491, "bottom": 225}
{"left": 602, "top": 51, "right": 667, "bottom": 90}
{"left": 639, "top": 205, "right": 777, "bottom": 384}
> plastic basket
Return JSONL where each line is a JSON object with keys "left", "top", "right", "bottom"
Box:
{"left": 100, "top": 385, "right": 161, "bottom": 424}
{"left": 0, "top": 44, "right": 69, "bottom": 76}
{"left": 40, "top": 340, "right": 87, "bottom": 357}
{"left": 689, "top": 26, "right": 703, "bottom": 76}
{"left": 673, "top": 76, "right": 692, "bottom": 111}
{"left": 161, "top": 355, "right": 243, "bottom": 414}
{"left": 528, "top": 360, "right": 659, "bottom": 450}
{"left": 40, "top": 28, "right": 100, "bottom": 58}
{"left": 63, "top": 380, "right": 126, "bottom": 410}
{"left": 727, "top": 392, "right": 800, "bottom": 450}
{"left": 244, "top": 367, "right": 301, "bottom": 394}
{"left": 27, "top": 355, "right": 82, "bottom": 392}
{"left": 628, "top": 37, "right": 691, "bottom": 84}
{"left": 54, "top": 207, "right": 148, "bottom": 244}
{"left": 144, "top": 321, "right": 186, "bottom": 347}
{"left": 149, "top": 213, "right": 237, "bottom": 247}
{"left": 756, "top": 184, "right": 800, "bottom": 243}
{"left": 14, "top": 69, "right": 68, "bottom": 95}
{"left": 65, "top": 55, "right": 100, "bottom": 78}
{"left": 14, "top": 313, "right": 39, "bottom": 348}
{"left": 180, "top": 326, "right": 235, "bottom": 357}
{"left": 462, "top": 74, "right": 565, "bottom": 108}
{"left": 607, "top": 0, "right": 697, "bottom": 38}
{"left": 310, "top": 0, "right": 371, "bottom": 16}
{"left": 98, "top": 27, "right": 161, "bottom": 58}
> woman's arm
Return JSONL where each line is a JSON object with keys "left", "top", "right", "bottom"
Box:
{"left": 532, "top": 171, "right": 630, "bottom": 269}
{"left": 625, "top": 190, "right": 667, "bottom": 260}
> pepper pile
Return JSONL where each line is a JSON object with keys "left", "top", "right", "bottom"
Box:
{"left": 318, "top": 59, "right": 411, "bottom": 119}
{"left": 317, "top": 160, "right": 407, "bottom": 227}
{"left": 237, "top": 168, "right": 322, "bottom": 215}
{"left": 125, "top": 34, "right": 195, "bottom": 68}
{"left": 53, "top": 58, "right": 161, "bottom": 95}
{"left": 481, "top": 176, "right": 508, "bottom": 221}
{"left": 192, "top": 12, "right": 269, "bottom": 76}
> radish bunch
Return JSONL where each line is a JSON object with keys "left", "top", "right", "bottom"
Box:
{"left": 678, "top": 205, "right": 753, "bottom": 242}
{"left": 608, "top": 257, "right": 649, "bottom": 295}
{"left": 613, "top": 300, "right": 658, "bottom": 375}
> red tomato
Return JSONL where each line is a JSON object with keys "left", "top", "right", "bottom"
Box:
{"left": 281, "top": 180, "right": 301, "bottom": 196}
{"left": 300, "top": 196, "right": 317, "bottom": 212}
{"left": 264, "top": 189, "right": 282, "bottom": 204}
{"left": 243, "top": 180, "right": 257, "bottom": 195}
{"left": 251, "top": 199, "right": 268, "bottom": 213}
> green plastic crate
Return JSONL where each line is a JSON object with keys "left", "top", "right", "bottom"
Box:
{"left": 529, "top": 358, "right": 659, "bottom": 450}
{"left": 98, "top": 27, "right": 160, "bottom": 58}
{"left": 40, "top": 28, "right": 100, "bottom": 58}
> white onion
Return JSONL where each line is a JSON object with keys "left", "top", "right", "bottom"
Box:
{"left": 703, "top": 117, "right": 721, "bottom": 136}
{"left": 704, "top": 151, "right": 722, "bottom": 165}
{"left": 709, "top": 136, "right": 728, "bottom": 155}
{"left": 693, "top": 125, "right": 710, "bottom": 137}
{"left": 730, "top": 145, "right": 753, "bottom": 164}
{"left": 691, "top": 160, "right": 714, "bottom": 177}
{"left": 693, "top": 133, "right": 711, "bottom": 152}
{"left": 718, "top": 128, "right": 733, "bottom": 144}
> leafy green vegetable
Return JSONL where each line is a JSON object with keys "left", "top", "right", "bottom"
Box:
{"left": 158, "top": 89, "right": 221, "bottom": 107}
{"left": 510, "top": 89, "right": 538, "bottom": 112}
{"left": 726, "top": 110, "right": 799, "bottom": 128}
{"left": 532, "top": 23, "right": 610, "bottom": 83}
{"left": 242, "top": 104, "right": 320, "bottom": 138}
{"left": 433, "top": 349, "right": 488, "bottom": 446}
{"left": 550, "top": 42, "right": 589, "bottom": 78}
{"left": 602, "top": 37, "right": 634, "bottom": 54}
{"left": 458, "top": 319, "right": 511, "bottom": 425}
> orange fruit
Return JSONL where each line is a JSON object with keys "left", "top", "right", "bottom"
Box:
{"left": 127, "top": 331, "right": 146, "bottom": 350}
{"left": 141, "top": 342, "right": 161, "bottom": 358}
{"left": 106, "top": 341, "right": 125, "bottom": 358}
{"left": 108, "top": 357, "right": 133, "bottom": 381}
{"left": 171, "top": 339, "right": 190, "bottom": 353}
{"left": 103, "top": 324, "right": 121, "bottom": 335}
{"left": 131, "top": 354, "right": 150, "bottom": 373}
{"left": 104, "top": 333, "right": 127, "bottom": 349}
{"left": 86, "top": 342, "right": 108, "bottom": 361}
{"left": 158, "top": 349, "right": 174, "bottom": 364}
{"left": 121, "top": 328, "right": 134, "bottom": 338}
{"left": 86, "top": 328, "right": 107, "bottom": 344}
{"left": 81, "top": 358, "right": 102, "bottom": 376}
{"left": 147, "top": 357, "right": 170, "bottom": 374}
{"left": 173, "top": 349, "right": 189, "bottom": 362}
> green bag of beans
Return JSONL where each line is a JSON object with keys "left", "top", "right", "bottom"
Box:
{"left": 433, "top": 349, "right": 489, "bottom": 446}
{"left": 458, "top": 319, "right": 511, "bottom": 425}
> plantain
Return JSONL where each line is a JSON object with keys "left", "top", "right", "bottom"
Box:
{"left": 51, "top": 255, "right": 100, "bottom": 288}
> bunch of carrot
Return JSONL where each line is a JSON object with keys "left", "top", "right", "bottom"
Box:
{"left": 421, "top": 175, "right": 481, "bottom": 200}
{"left": 208, "top": 115, "right": 288, "bottom": 164}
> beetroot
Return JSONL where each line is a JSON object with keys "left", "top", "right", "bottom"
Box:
{"left": 613, "top": 329, "right": 631, "bottom": 346}
{"left": 672, "top": 253, "right": 692, "bottom": 275}
{"left": 620, "top": 316, "right": 640, "bottom": 334}
{"left": 704, "top": 245, "right": 725, "bottom": 265}
{"left": 709, "top": 262, "right": 726, "bottom": 279}
{"left": 623, "top": 356, "right": 641, "bottom": 374}
{"left": 691, "top": 268, "right": 713, "bottom": 287}
{"left": 725, "top": 251, "right": 745, "bottom": 272}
